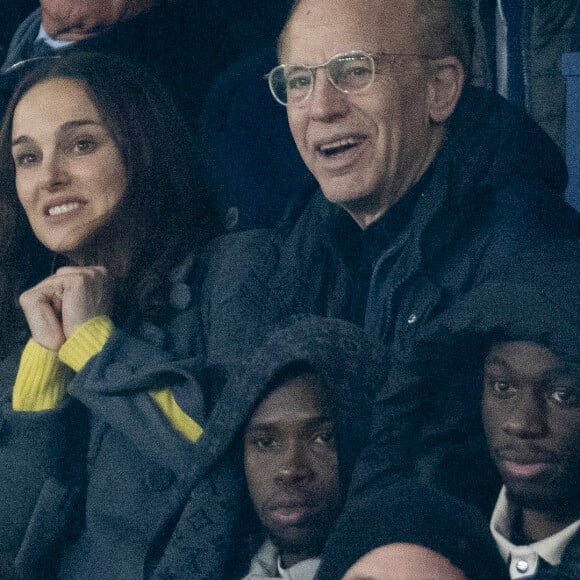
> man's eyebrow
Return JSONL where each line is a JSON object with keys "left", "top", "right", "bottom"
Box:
{"left": 11, "top": 119, "right": 102, "bottom": 147}
{"left": 485, "top": 356, "right": 573, "bottom": 381}
{"left": 544, "top": 366, "right": 579, "bottom": 382}
{"left": 483, "top": 354, "right": 508, "bottom": 367}
{"left": 246, "top": 415, "right": 333, "bottom": 431}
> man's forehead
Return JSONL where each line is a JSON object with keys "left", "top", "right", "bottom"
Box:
{"left": 40, "top": 0, "right": 151, "bottom": 33}
{"left": 247, "top": 413, "right": 332, "bottom": 432}
{"left": 485, "top": 341, "right": 568, "bottom": 377}
{"left": 280, "top": 0, "right": 419, "bottom": 62}
{"left": 248, "top": 374, "right": 332, "bottom": 426}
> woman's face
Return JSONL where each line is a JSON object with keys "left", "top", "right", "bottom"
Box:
{"left": 11, "top": 77, "right": 127, "bottom": 258}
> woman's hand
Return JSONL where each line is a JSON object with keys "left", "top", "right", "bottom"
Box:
{"left": 19, "top": 266, "right": 112, "bottom": 351}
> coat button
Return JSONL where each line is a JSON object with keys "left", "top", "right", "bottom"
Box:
{"left": 407, "top": 313, "right": 418, "bottom": 324}
{"left": 140, "top": 322, "right": 166, "bottom": 346}
{"left": 515, "top": 560, "right": 529, "bottom": 573}
{"left": 143, "top": 466, "right": 175, "bottom": 492}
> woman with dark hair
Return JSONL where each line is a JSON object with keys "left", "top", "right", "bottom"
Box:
{"left": 0, "top": 52, "right": 225, "bottom": 578}
{"left": 0, "top": 51, "right": 219, "bottom": 348}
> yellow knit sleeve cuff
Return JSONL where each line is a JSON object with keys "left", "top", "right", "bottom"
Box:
{"left": 12, "top": 339, "right": 71, "bottom": 411}
{"left": 149, "top": 389, "right": 204, "bottom": 444}
{"left": 59, "top": 316, "right": 114, "bottom": 372}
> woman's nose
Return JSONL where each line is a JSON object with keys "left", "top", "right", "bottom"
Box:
{"left": 38, "top": 152, "right": 69, "bottom": 191}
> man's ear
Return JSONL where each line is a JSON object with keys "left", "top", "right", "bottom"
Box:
{"left": 427, "top": 56, "right": 464, "bottom": 123}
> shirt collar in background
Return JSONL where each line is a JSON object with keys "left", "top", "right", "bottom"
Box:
{"left": 244, "top": 539, "right": 320, "bottom": 580}
{"left": 490, "top": 486, "right": 580, "bottom": 578}
{"left": 36, "top": 24, "right": 74, "bottom": 49}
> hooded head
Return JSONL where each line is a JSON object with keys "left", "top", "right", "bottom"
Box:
{"left": 234, "top": 315, "right": 388, "bottom": 566}
{"left": 409, "top": 240, "right": 580, "bottom": 510}
{"left": 420, "top": 241, "right": 580, "bottom": 367}
{"left": 237, "top": 315, "right": 388, "bottom": 481}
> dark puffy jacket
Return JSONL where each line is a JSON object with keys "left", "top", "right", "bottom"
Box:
{"left": 0, "top": 2, "right": 238, "bottom": 132}
{"left": 201, "top": 87, "right": 579, "bottom": 523}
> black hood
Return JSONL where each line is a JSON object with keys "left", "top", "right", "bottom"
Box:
{"left": 417, "top": 240, "right": 580, "bottom": 366}
{"left": 202, "top": 315, "right": 388, "bottom": 487}
{"left": 229, "top": 315, "right": 389, "bottom": 483}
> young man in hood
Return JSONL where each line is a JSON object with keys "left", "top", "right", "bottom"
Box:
{"left": 480, "top": 284, "right": 580, "bottom": 579}
{"left": 316, "top": 242, "right": 579, "bottom": 580}
{"left": 236, "top": 315, "right": 387, "bottom": 578}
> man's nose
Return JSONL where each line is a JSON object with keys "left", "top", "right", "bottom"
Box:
{"left": 276, "top": 441, "right": 313, "bottom": 483}
{"left": 307, "top": 68, "right": 349, "bottom": 121}
{"left": 503, "top": 391, "right": 548, "bottom": 439}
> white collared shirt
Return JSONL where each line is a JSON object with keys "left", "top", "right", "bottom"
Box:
{"left": 490, "top": 487, "right": 580, "bottom": 578}
{"left": 36, "top": 25, "right": 74, "bottom": 49}
{"left": 243, "top": 539, "right": 320, "bottom": 580}
{"left": 277, "top": 553, "right": 321, "bottom": 580}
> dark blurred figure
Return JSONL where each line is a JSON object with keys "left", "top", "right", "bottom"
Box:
{"left": 0, "top": 0, "right": 287, "bottom": 134}
{"left": 471, "top": 0, "right": 578, "bottom": 152}
{"left": 0, "top": 0, "right": 37, "bottom": 60}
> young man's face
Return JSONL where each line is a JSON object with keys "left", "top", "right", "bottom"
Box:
{"left": 482, "top": 341, "right": 580, "bottom": 515}
{"left": 244, "top": 372, "right": 341, "bottom": 567}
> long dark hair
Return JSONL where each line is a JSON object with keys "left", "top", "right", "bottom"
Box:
{"left": 0, "top": 52, "right": 222, "bottom": 357}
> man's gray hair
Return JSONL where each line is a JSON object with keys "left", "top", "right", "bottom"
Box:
{"left": 416, "top": 0, "right": 474, "bottom": 79}
{"left": 278, "top": 0, "right": 475, "bottom": 80}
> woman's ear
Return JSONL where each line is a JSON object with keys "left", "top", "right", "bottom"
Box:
{"left": 427, "top": 56, "right": 464, "bottom": 123}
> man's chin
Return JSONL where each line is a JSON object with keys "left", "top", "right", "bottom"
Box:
{"left": 269, "top": 532, "right": 325, "bottom": 563}
{"left": 505, "top": 485, "right": 575, "bottom": 514}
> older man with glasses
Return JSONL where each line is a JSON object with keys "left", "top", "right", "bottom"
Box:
{"left": 205, "top": 0, "right": 577, "bottom": 367}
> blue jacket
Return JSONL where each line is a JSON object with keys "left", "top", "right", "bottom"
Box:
{"left": 0, "top": 3, "right": 240, "bottom": 133}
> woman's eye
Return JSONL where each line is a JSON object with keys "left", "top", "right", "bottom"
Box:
{"left": 13, "top": 151, "right": 39, "bottom": 167}
{"left": 70, "top": 136, "right": 97, "bottom": 155}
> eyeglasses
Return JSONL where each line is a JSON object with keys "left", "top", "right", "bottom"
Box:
{"left": 266, "top": 50, "right": 428, "bottom": 106}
